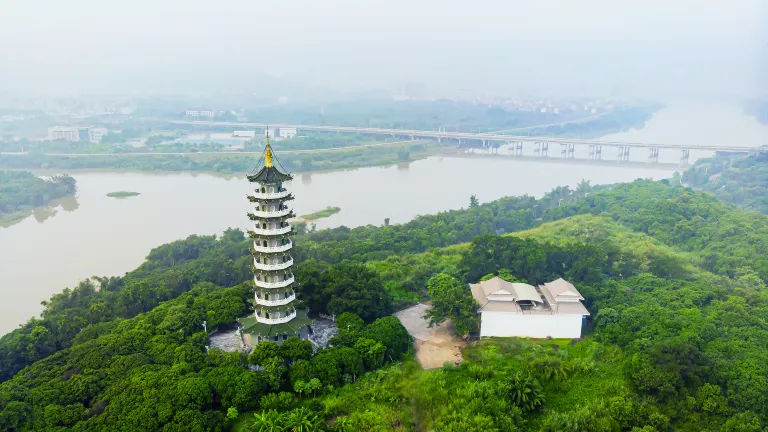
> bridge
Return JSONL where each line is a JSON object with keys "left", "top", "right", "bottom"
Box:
{"left": 170, "top": 120, "right": 763, "bottom": 165}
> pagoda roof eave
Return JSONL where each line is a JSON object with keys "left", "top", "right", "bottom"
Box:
{"left": 247, "top": 166, "right": 293, "bottom": 183}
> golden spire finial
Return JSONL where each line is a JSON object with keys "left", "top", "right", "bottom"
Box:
{"left": 264, "top": 135, "right": 274, "bottom": 168}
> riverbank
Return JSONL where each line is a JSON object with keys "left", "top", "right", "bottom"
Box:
{"left": 0, "top": 171, "right": 77, "bottom": 227}
{"left": 0, "top": 140, "right": 447, "bottom": 174}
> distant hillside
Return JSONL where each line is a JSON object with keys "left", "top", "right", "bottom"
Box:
{"left": 683, "top": 152, "right": 768, "bottom": 214}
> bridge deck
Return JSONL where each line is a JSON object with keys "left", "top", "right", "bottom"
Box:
{"left": 170, "top": 120, "right": 763, "bottom": 153}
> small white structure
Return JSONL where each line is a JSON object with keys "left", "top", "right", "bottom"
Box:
{"left": 470, "top": 277, "right": 589, "bottom": 339}
{"left": 264, "top": 127, "right": 297, "bottom": 139}
{"left": 88, "top": 127, "right": 108, "bottom": 142}
{"left": 233, "top": 130, "right": 256, "bottom": 139}
{"left": 48, "top": 126, "right": 80, "bottom": 142}
{"left": 185, "top": 108, "right": 215, "bottom": 118}
{"left": 278, "top": 127, "right": 297, "bottom": 139}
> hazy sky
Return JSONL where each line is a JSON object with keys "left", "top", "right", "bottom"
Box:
{"left": 0, "top": 0, "right": 764, "bottom": 99}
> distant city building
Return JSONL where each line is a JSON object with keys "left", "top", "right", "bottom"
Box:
{"left": 264, "top": 127, "right": 297, "bottom": 140}
{"left": 185, "top": 108, "right": 215, "bottom": 118}
{"left": 277, "top": 127, "right": 297, "bottom": 139}
{"left": 48, "top": 126, "right": 80, "bottom": 142}
{"left": 88, "top": 127, "right": 108, "bottom": 143}
{"left": 540, "top": 107, "right": 547, "bottom": 113}
{"left": 47, "top": 126, "right": 107, "bottom": 143}
{"left": 233, "top": 131, "right": 256, "bottom": 139}
{"left": 553, "top": 107, "right": 559, "bottom": 114}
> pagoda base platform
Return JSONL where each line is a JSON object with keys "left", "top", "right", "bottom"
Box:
{"left": 239, "top": 309, "right": 314, "bottom": 346}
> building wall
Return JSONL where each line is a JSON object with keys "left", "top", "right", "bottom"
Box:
{"left": 479, "top": 312, "right": 584, "bottom": 339}
{"left": 278, "top": 128, "right": 297, "bottom": 139}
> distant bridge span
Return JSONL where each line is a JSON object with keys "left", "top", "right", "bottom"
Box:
{"left": 170, "top": 120, "right": 761, "bottom": 153}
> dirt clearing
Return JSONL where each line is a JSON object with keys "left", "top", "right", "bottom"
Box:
{"left": 394, "top": 303, "right": 465, "bottom": 369}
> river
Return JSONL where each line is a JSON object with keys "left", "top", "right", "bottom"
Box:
{"left": 1, "top": 102, "right": 765, "bottom": 334}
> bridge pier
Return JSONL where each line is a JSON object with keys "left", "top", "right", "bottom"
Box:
{"left": 648, "top": 148, "right": 660, "bottom": 163}
{"left": 515, "top": 141, "right": 523, "bottom": 155}
{"left": 589, "top": 144, "right": 603, "bottom": 160}
{"left": 617, "top": 146, "right": 630, "bottom": 162}
{"left": 680, "top": 149, "right": 690, "bottom": 166}
{"left": 560, "top": 143, "right": 575, "bottom": 158}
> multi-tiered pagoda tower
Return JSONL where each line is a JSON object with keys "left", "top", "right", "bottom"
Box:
{"left": 239, "top": 136, "right": 312, "bottom": 345}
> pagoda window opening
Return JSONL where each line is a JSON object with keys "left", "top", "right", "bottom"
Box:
{"left": 262, "top": 222, "right": 267, "bottom": 229}
{"left": 260, "top": 187, "right": 266, "bottom": 193}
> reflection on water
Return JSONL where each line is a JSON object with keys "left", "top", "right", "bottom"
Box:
{"left": 32, "top": 206, "right": 58, "bottom": 223}
{"left": 59, "top": 196, "right": 80, "bottom": 212}
{"left": 1, "top": 194, "right": 81, "bottom": 228}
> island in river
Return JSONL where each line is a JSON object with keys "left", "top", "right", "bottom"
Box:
{"left": 106, "top": 191, "right": 141, "bottom": 198}
{"left": 300, "top": 206, "right": 341, "bottom": 221}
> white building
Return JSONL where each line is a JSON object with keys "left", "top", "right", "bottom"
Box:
{"left": 233, "top": 130, "right": 256, "bottom": 139}
{"left": 264, "top": 127, "right": 297, "bottom": 139}
{"left": 277, "top": 127, "right": 297, "bottom": 139}
{"left": 48, "top": 126, "right": 80, "bottom": 142}
{"left": 185, "top": 108, "right": 215, "bottom": 118}
{"left": 88, "top": 127, "right": 108, "bottom": 142}
{"left": 48, "top": 126, "right": 107, "bottom": 143}
{"left": 470, "top": 277, "right": 589, "bottom": 339}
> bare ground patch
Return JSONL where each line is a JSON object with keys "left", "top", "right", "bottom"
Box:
{"left": 394, "top": 303, "right": 465, "bottom": 369}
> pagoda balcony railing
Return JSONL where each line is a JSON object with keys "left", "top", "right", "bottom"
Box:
{"left": 256, "top": 311, "right": 296, "bottom": 325}
{"left": 253, "top": 258, "right": 293, "bottom": 271}
{"left": 254, "top": 293, "right": 296, "bottom": 307}
{"left": 250, "top": 190, "right": 290, "bottom": 200}
{"left": 251, "top": 208, "right": 291, "bottom": 218}
{"left": 251, "top": 225, "right": 291, "bottom": 236}
{"left": 253, "top": 241, "right": 292, "bottom": 253}
{"left": 254, "top": 275, "right": 295, "bottom": 289}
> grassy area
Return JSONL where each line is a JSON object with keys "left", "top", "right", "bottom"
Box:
{"left": 300, "top": 206, "right": 341, "bottom": 221}
{"left": 106, "top": 191, "right": 141, "bottom": 198}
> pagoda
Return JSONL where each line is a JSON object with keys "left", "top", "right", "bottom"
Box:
{"left": 239, "top": 136, "right": 313, "bottom": 345}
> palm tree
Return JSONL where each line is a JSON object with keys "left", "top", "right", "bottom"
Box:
{"left": 575, "top": 179, "right": 592, "bottom": 197}
{"left": 252, "top": 410, "right": 284, "bottom": 432}
{"left": 505, "top": 371, "right": 545, "bottom": 411}
{"left": 332, "top": 416, "right": 353, "bottom": 431}
{"left": 285, "top": 407, "right": 322, "bottom": 432}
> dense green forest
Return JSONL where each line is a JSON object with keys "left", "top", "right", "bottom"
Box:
{"left": 0, "top": 171, "right": 77, "bottom": 223}
{"left": 2, "top": 175, "right": 768, "bottom": 430}
{"left": 683, "top": 151, "right": 768, "bottom": 214}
